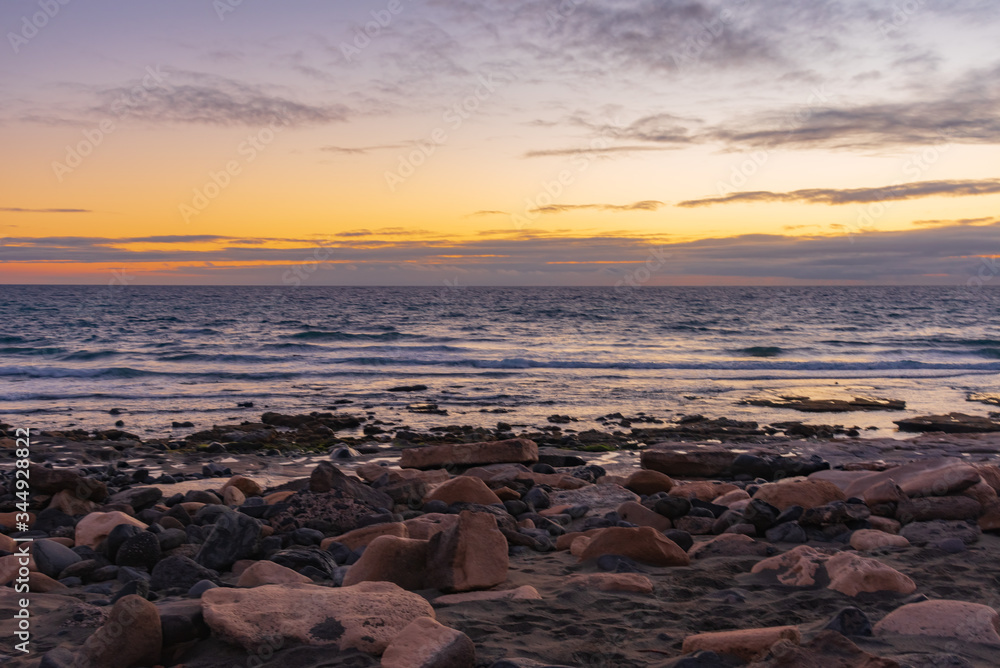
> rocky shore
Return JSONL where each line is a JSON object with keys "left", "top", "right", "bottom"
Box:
{"left": 2, "top": 409, "right": 1000, "bottom": 667}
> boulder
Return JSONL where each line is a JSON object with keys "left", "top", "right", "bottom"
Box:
{"left": 640, "top": 446, "right": 734, "bottom": 478}
{"left": 425, "top": 511, "right": 509, "bottom": 592}
{"left": 900, "top": 520, "right": 981, "bottom": 546}
{"left": 236, "top": 560, "right": 311, "bottom": 587}
{"left": 401, "top": 439, "right": 539, "bottom": 470}
{"left": 669, "top": 481, "right": 739, "bottom": 502}
{"left": 308, "top": 461, "right": 393, "bottom": 509}
{"left": 549, "top": 484, "right": 639, "bottom": 517}
{"left": 824, "top": 551, "right": 916, "bottom": 597}
{"left": 201, "top": 581, "right": 435, "bottom": 654}
{"left": 894, "top": 413, "right": 1000, "bottom": 433}
{"left": 322, "top": 522, "right": 408, "bottom": 551}
{"left": 341, "top": 536, "right": 430, "bottom": 590}
{"left": 195, "top": 509, "right": 261, "bottom": 571}
{"left": 381, "top": 616, "right": 476, "bottom": 668}
{"left": 896, "top": 496, "right": 983, "bottom": 523}
{"left": 404, "top": 513, "right": 461, "bottom": 541}
{"left": 75, "top": 512, "right": 147, "bottom": 550}
{"left": 47, "top": 489, "right": 97, "bottom": 516}
{"left": 752, "top": 630, "right": 899, "bottom": 668}
{"left": 222, "top": 475, "right": 264, "bottom": 497}
{"left": 849, "top": 530, "right": 910, "bottom": 551}
{"left": 28, "top": 464, "right": 107, "bottom": 500}
{"left": 682, "top": 626, "right": 801, "bottom": 662}
{"left": 426, "top": 476, "right": 502, "bottom": 506}
{"left": 752, "top": 479, "right": 846, "bottom": 511}
{"left": 616, "top": 501, "right": 671, "bottom": 531}
{"left": 874, "top": 599, "right": 1000, "bottom": 644}
{"left": 77, "top": 595, "right": 161, "bottom": 668}
{"left": 151, "top": 555, "right": 220, "bottom": 592}
{"left": 31, "top": 539, "right": 81, "bottom": 579}
{"left": 624, "top": 470, "right": 674, "bottom": 495}
{"left": 577, "top": 527, "right": 690, "bottom": 567}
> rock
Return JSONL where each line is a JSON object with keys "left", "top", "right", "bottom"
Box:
{"left": 689, "top": 534, "right": 771, "bottom": 559}
{"left": 434, "top": 586, "right": 542, "bottom": 605}
{"left": 897, "top": 496, "right": 983, "bottom": 522}
{"left": 106, "top": 487, "right": 163, "bottom": 512}
{"left": 75, "top": 512, "right": 147, "bottom": 550}
{"left": 29, "top": 572, "right": 68, "bottom": 593}
{"left": 116, "top": 531, "right": 161, "bottom": 569}
{"left": 624, "top": 470, "right": 675, "bottom": 495}
{"left": 565, "top": 572, "right": 654, "bottom": 593}
{"left": 894, "top": 413, "right": 1000, "bottom": 433}
{"left": 236, "top": 560, "right": 311, "bottom": 586}
{"left": 578, "top": 527, "right": 690, "bottom": 567}
{"left": 850, "top": 529, "right": 910, "bottom": 551}
{"left": 870, "top": 516, "right": 902, "bottom": 534}
{"left": 641, "top": 445, "right": 734, "bottom": 478}
{"left": 427, "top": 476, "right": 502, "bottom": 506}
{"left": 824, "top": 607, "right": 873, "bottom": 637}
{"left": 404, "top": 513, "right": 461, "bottom": 540}
{"left": 549, "top": 484, "right": 639, "bottom": 517}
{"left": 32, "top": 539, "right": 82, "bottom": 579}
{"left": 682, "top": 626, "right": 801, "bottom": 662}
{"left": 222, "top": 475, "right": 264, "bottom": 497}
{"left": 980, "top": 500, "right": 1000, "bottom": 531}
{"left": 899, "top": 520, "right": 981, "bottom": 546}
{"left": 158, "top": 598, "right": 210, "bottom": 648}
{"left": 342, "top": 535, "right": 430, "bottom": 590}
{"left": 743, "top": 498, "right": 781, "bottom": 533}
{"left": 78, "top": 595, "right": 161, "bottom": 668}
{"left": 669, "top": 481, "right": 739, "bottom": 502}
{"left": 222, "top": 486, "right": 245, "bottom": 507}
{"left": 195, "top": 509, "right": 261, "bottom": 571}
{"left": 874, "top": 599, "right": 1000, "bottom": 644}
{"left": 151, "top": 555, "right": 220, "bottom": 591}
{"left": 753, "top": 479, "right": 846, "bottom": 510}
{"left": 751, "top": 630, "right": 897, "bottom": 668}
{"left": 824, "top": 551, "right": 916, "bottom": 597}
{"left": 308, "top": 461, "right": 393, "bottom": 509}
{"left": 47, "top": 489, "right": 97, "bottom": 516}
{"left": 425, "top": 511, "right": 509, "bottom": 592}
{"left": 381, "top": 616, "right": 476, "bottom": 668}
{"left": 323, "top": 522, "right": 408, "bottom": 551}
{"left": 716, "top": 489, "right": 752, "bottom": 506}
{"left": 270, "top": 547, "right": 340, "bottom": 579}
{"left": 28, "top": 464, "right": 107, "bottom": 500}
{"left": 401, "top": 438, "right": 539, "bottom": 470}
{"left": 617, "top": 501, "right": 671, "bottom": 531}
{"left": 764, "top": 522, "right": 807, "bottom": 543}
{"left": 654, "top": 496, "right": 692, "bottom": 520}
{"left": 838, "top": 458, "right": 982, "bottom": 499}
{"left": 201, "top": 581, "right": 434, "bottom": 654}
{"left": 269, "top": 491, "right": 386, "bottom": 535}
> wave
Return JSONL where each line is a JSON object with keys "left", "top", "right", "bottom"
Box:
{"left": 60, "top": 350, "right": 121, "bottom": 361}
{"left": 0, "top": 346, "right": 67, "bottom": 357}
{"left": 0, "top": 335, "right": 29, "bottom": 344}
{"left": 0, "top": 365, "right": 302, "bottom": 380}
{"left": 739, "top": 346, "right": 783, "bottom": 358}
{"left": 282, "top": 330, "right": 433, "bottom": 342}
{"left": 176, "top": 328, "right": 221, "bottom": 335}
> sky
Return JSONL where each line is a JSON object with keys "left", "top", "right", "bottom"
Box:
{"left": 1, "top": 0, "right": 999, "bottom": 286}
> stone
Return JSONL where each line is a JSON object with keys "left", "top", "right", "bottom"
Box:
{"left": 222, "top": 486, "right": 245, "bottom": 507}
{"left": 323, "top": 522, "right": 408, "bottom": 551}
{"left": 382, "top": 616, "right": 475, "bottom": 668}
{"left": 754, "top": 630, "right": 898, "bottom": 668}
{"left": 75, "top": 512, "right": 147, "bottom": 550}
{"left": 401, "top": 438, "right": 539, "bottom": 470}
{"left": 29, "top": 464, "right": 107, "bottom": 500}
{"left": 980, "top": 500, "right": 1000, "bottom": 531}
{"left": 222, "top": 475, "right": 264, "bottom": 497}
{"left": 824, "top": 551, "right": 916, "bottom": 597}
{"left": 617, "top": 501, "right": 671, "bottom": 531}
{"left": 404, "top": 513, "right": 460, "bottom": 541}
{"left": 116, "top": 531, "right": 162, "bottom": 569}
{"left": 47, "top": 489, "right": 97, "bottom": 516}
{"left": 894, "top": 413, "right": 1000, "bottom": 433}
{"left": 270, "top": 547, "right": 340, "bottom": 579}
{"left": 426, "top": 476, "right": 503, "bottom": 506}
{"left": 549, "top": 484, "right": 639, "bottom": 517}
{"left": 764, "top": 522, "right": 807, "bottom": 544}
{"left": 654, "top": 496, "right": 692, "bottom": 519}
{"left": 689, "top": 534, "right": 771, "bottom": 559}
{"left": 201, "top": 581, "right": 434, "bottom": 654}
{"left": 624, "top": 470, "right": 675, "bottom": 495}
{"left": 862, "top": 479, "right": 907, "bottom": 507}
{"left": 434, "top": 586, "right": 542, "bottom": 605}
{"left": 566, "top": 573, "right": 654, "bottom": 593}
{"left": 342, "top": 535, "right": 430, "bottom": 590}
{"left": 716, "top": 489, "right": 751, "bottom": 506}
{"left": 29, "top": 572, "right": 67, "bottom": 593}
{"left": 900, "top": 520, "right": 981, "bottom": 546}
{"left": 824, "top": 607, "right": 873, "bottom": 637}
{"left": 896, "top": 496, "right": 982, "bottom": 522}
{"left": 195, "top": 509, "right": 261, "bottom": 571}
{"left": 578, "top": 527, "right": 690, "bottom": 567}
{"left": 681, "top": 626, "right": 801, "bottom": 662}
{"left": 669, "top": 481, "right": 739, "bottom": 502}
{"left": 869, "top": 516, "right": 902, "bottom": 534}
{"left": 237, "top": 560, "right": 311, "bottom": 586}
{"left": 425, "top": 511, "right": 509, "bottom": 592}
{"left": 641, "top": 446, "right": 734, "bottom": 478}
{"left": 850, "top": 529, "right": 910, "bottom": 551}
{"left": 308, "top": 461, "right": 393, "bottom": 509}
{"left": 106, "top": 487, "right": 163, "bottom": 512}
{"left": 751, "top": 545, "right": 833, "bottom": 587}
{"left": 874, "top": 599, "right": 1000, "bottom": 644}
{"left": 753, "top": 479, "right": 846, "bottom": 511}
{"left": 32, "top": 539, "right": 82, "bottom": 579}
{"left": 151, "top": 555, "right": 220, "bottom": 591}
{"left": 78, "top": 595, "right": 161, "bottom": 668}
{"left": 158, "top": 598, "right": 209, "bottom": 648}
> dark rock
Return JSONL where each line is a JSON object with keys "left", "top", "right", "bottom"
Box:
{"left": 111, "top": 578, "right": 150, "bottom": 603}
{"left": 194, "top": 508, "right": 261, "bottom": 571}
{"left": 158, "top": 599, "right": 210, "bottom": 648}
{"left": 690, "top": 499, "right": 728, "bottom": 518}
{"left": 292, "top": 527, "right": 325, "bottom": 546}
{"left": 765, "top": 522, "right": 807, "bottom": 543}
{"left": 663, "top": 529, "right": 693, "bottom": 552}
{"left": 185, "top": 489, "right": 223, "bottom": 505}
{"left": 523, "top": 486, "right": 551, "bottom": 510}
{"left": 894, "top": 412, "right": 1000, "bottom": 433}
{"left": 743, "top": 498, "right": 781, "bottom": 532}
{"left": 596, "top": 554, "right": 645, "bottom": 573}
{"left": 899, "top": 520, "right": 981, "bottom": 547}
{"left": 106, "top": 486, "right": 163, "bottom": 512}
{"left": 151, "top": 555, "right": 220, "bottom": 591}
{"left": 116, "top": 531, "right": 162, "bottom": 569}
{"left": 157, "top": 528, "right": 187, "bottom": 551}
{"left": 32, "top": 508, "right": 77, "bottom": 534}
{"left": 33, "top": 539, "right": 83, "bottom": 578}
{"left": 187, "top": 579, "right": 218, "bottom": 597}
{"left": 824, "top": 606, "right": 872, "bottom": 636}
{"left": 105, "top": 523, "right": 144, "bottom": 562}
{"left": 654, "top": 496, "right": 692, "bottom": 520}
{"left": 270, "top": 547, "right": 341, "bottom": 579}
{"left": 931, "top": 537, "right": 967, "bottom": 553}
{"left": 309, "top": 461, "right": 393, "bottom": 507}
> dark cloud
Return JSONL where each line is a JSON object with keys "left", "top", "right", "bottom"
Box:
{"left": 678, "top": 179, "right": 1000, "bottom": 207}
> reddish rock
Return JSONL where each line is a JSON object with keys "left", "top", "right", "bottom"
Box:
{"left": 862, "top": 479, "right": 906, "bottom": 507}
{"left": 404, "top": 513, "right": 459, "bottom": 540}
{"left": 617, "top": 501, "right": 671, "bottom": 531}
{"left": 264, "top": 491, "right": 296, "bottom": 504}
{"left": 896, "top": 496, "right": 983, "bottom": 523}
{"left": 840, "top": 458, "right": 982, "bottom": 499}
{"left": 716, "top": 489, "right": 752, "bottom": 506}
{"left": 962, "top": 480, "right": 998, "bottom": 505}
{"left": 578, "top": 527, "right": 690, "bottom": 567}
{"left": 641, "top": 446, "right": 734, "bottom": 478}
{"left": 976, "top": 464, "right": 1000, "bottom": 494}
{"left": 566, "top": 573, "right": 654, "bottom": 593}
{"left": 669, "top": 481, "right": 739, "bottom": 502}
{"left": 682, "top": 626, "right": 801, "bottom": 662}
{"left": 342, "top": 535, "right": 430, "bottom": 590}
{"left": 222, "top": 475, "right": 264, "bottom": 497}
{"left": 850, "top": 529, "right": 910, "bottom": 551}
{"left": 434, "top": 586, "right": 541, "bottom": 605}
{"left": 751, "top": 545, "right": 832, "bottom": 587}
{"left": 673, "top": 516, "right": 716, "bottom": 535}
{"left": 824, "top": 551, "right": 916, "bottom": 597}
{"left": 381, "top": 616, "right": 475, "bottom": 668}
{"left": 869, "top": 516, "right": 902, "bottom": 534}
{"left": 322, "top": 522, "right": 408, "bottom": 551}
{"left": 0, "top": 552, "right": 35, "bottom": 586}
{"left": 425, "top": 511, "right": 509, "bottom": 593}
{"left": 75, "top": 512, "right": 147, "bottom": 549}
{"left": 874, "top": 599, "right": 1000, "bottom": 644}
{"left": 753, "top": 479, "right": 846, "bottom": 511}
{"left": 401, "top": 438, "right": 538, "bottom": 470}
{"left": 624, "top": 470, "right": 675, "bottom": 495}
{"left": 689, "top": 534, "right": 771, "bottom": 559}
{"left": 28, "top": 572, "right": 68, "bottom": 593}
{"left": 980, "top": 500, "right": 1000, "bottom": 531}
{"left": 222, "top": 486, "right": 245, "bottom": 507}
{"left": 751, "top": 630, "right": 900, "bottom": 668}
{"left": 201, "top": 582, "right": 434, "bottom": 654}
{"left": 78, "top": 595, "right": 161, "bottom": 668}
{"left": 47, "top": 489, "right": 97, "bottom": 516}
{"left": 236, "top": 560, "right": 311, "bottom": 587}
{"left": 426, "top": 476, "right": 502, "bottom": 506}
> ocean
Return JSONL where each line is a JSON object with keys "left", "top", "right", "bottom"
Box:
{"left": 2, "top": 285, "right": 998, "bottom": 438}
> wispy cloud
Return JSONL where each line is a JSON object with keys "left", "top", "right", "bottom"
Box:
{"left": 678, "top": 179, "right": 1000, "bottom": 207}
{"left": 0, "top": 208, "right": 91, "bottom": 214}
{"left": 320, "top": 143, "right": 411, "bottom": 155}
{"left": 531, "top": 201, "right": 665, "bottom": 214}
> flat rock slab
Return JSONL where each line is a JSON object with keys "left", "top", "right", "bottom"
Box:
{"left": 895, "top": 413, "right": 1000, "bottom": 433}
{"left": 400, "top": 439, "right": 538, "bottom": 470}
{"left": 874, "top": 599, "right": 1000, "bottom": 645}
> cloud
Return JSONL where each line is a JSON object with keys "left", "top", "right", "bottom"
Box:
{"left": 530, "top": 201, "right": 665, "bottom": 214}
{"left": 320, "top": 143, "right": 411, "bottom": 155}
{"left": 0, "top": 208, "right": 91, "bottom": 214}
{"left": 678, "top": 179, "right": 1000, "bottom": 207}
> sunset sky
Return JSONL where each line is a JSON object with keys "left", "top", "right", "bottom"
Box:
{"left": 2, "top": 0, "right": 999, "bottom": 285}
